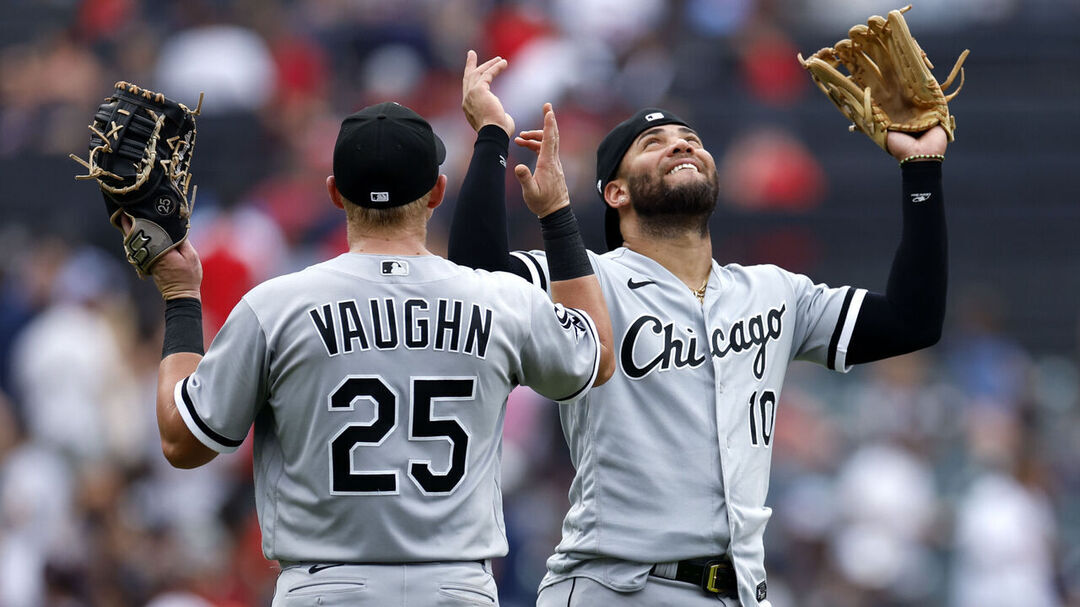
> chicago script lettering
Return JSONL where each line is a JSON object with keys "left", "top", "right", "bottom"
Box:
{"left": 621, "top": 305, "right": 785, "bottom": 380}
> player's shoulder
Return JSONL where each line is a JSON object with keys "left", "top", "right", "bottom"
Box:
{"left": 441, "top": 258, "right": 551, "bottom": 309}
{"left": 239, "top": 263, "right": 325, "bottom": 311}
{"left": 718, "top": 262, "right": 787, "bottom": 279}
{"left": 713, "top": 262, "right": 807, "bottom": 291}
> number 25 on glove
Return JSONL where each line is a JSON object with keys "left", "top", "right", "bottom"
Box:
{"left": 71, "top": 81, "right": 203, "bottom": 276}
{"left": 797, "top": 5, "right": 969, "bottom": 152}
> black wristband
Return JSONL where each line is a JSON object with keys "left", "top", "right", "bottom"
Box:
{"left": 900, "top": 159, "right": 943, "bottom": 189}
{"left": 539, "top": 206, "right": 593, "bottom": 281}
{"left": 477, "top": 123, "right": 511, "bottom": 147}
{"left": 163, "top": 297, "right": 204, "bottom": 358}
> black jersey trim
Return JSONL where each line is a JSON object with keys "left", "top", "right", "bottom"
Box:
{"left": 179, "top": 377, "right": 244, "bottom": 448}
{"left": 827, "top": 288, "right": 856, "bottom": 371}
{"left": 511, "top": 251, "right": 548, "bottom": 292}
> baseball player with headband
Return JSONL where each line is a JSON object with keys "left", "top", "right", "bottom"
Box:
{"left": 78, "top": 53, "right": 616, "bottom": 605}
{"left": 450, "top": 8, "right": 966, "bottom": 606}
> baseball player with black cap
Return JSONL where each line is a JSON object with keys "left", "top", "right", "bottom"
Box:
{"left": 145, "top": 54, "right": 616, "bottom": 607}
{"left": 450, "top": 93, "right": 949, "bottom": 603}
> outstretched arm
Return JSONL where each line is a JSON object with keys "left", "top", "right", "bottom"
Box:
{"left": 515, "top": 104, "right": 615, "bottom": 385}
{"left": 846, "top": 128, "right": 948, "bottom": 363}
{"left": 149, "top": 239, "right": 218, "bottom": 468}
{"left": 448, "top": 50, "right": 524, "bottom": 275}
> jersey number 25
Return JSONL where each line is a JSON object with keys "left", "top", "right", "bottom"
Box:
{"left": 327, "top": 375, "right": 475, "bottom": 496}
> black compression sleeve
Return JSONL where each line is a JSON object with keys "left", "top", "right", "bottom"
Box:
{"left": 448, "top": 125, "right": 515, "bottom": 273}
{"left": 540, "top": 207, "right": 593, "bottom": 281}
{"left": 846, "top": 161, "right": 947, "bottom": 364}
{"left": 162, "top": 297, "right": 204, "bottom": 357}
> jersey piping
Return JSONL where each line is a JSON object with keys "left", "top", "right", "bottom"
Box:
{"left": 174, "top": 376, "right": 244, "bottom": 453}
{"left": 511, "top": 251, "right": 547, "bottom": 292}
{"left": 827, "top": 287, "right": 867, "bottom": 371}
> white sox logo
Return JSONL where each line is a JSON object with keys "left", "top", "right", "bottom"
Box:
{"left": 553, "top": 303, "right": 589, "bottom": 342}
{"left": 620, "top": 305, "right": 785, "bottom": 380}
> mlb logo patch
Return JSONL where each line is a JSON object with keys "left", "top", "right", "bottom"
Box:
{"left": 644, "top": 112, "right": 664, "bottom": 122}
{"left": 381, "top": 260, "right": 409, "bottom": 276}
{"left": 371, "top": 192, "right": 390, "bottom": 203}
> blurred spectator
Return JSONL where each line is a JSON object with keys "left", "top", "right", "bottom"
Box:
{"left": 154, "top": 24, "right": 275, "bottom": 114}
{"left": 10, "top": 247, "right": 140, "bottom": 463}
{"left": 951, "top": 469, "right": 1060, "bottom": 607}
{"left": 830, "top": 442, "right": 940, "bottom": 604}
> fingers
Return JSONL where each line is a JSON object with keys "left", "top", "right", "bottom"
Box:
{"left": 475, "top": 54, "right": 505, "bottom": 74}
{"left": 474, "top": 57, "right": 508, "bottom": 88}
{"left": 539, "top": 103, "right": 559, "bottom": 161}
{"left": 463, "top": 50, "right": 505, "bottom": 90}
{"left": 514, "top": 135, "right": 542, "bottom": 152}
{"left": 514, "top": 164, "right": 538, "bottom": 199}
{"left": 513, "top": 101, "right": 559, "bottom": 155}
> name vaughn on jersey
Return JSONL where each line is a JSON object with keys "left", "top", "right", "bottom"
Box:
{"left": 309, "top": 297, "right": 493, "bottom": 358}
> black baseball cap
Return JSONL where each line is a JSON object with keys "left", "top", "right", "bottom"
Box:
{"left": 333, "top": 102, "right": 447, "bottom": 209}
{"left": 595, "top": 108, "right": 690, "bottom": 250}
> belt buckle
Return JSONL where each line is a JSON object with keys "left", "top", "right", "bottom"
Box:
{"left": 702, "top": 559, "right": 725, "bottom": 594}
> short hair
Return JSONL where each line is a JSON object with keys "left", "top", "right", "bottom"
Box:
{"left": 343, "top": 192, "right": 431, "bottom": 229}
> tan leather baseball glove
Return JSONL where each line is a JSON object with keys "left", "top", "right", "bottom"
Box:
{"left": 797, "top": 5, "right": 969, "bottom": 152}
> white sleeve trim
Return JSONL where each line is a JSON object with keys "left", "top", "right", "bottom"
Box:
{"left": 832, "top": 288, "right": 867, "bottom": 373}
{"left": 173, "top": 377, "right": 243, "bottom": 454}
{"left": 550, "top": 306, "right": 601, "bottom": 404}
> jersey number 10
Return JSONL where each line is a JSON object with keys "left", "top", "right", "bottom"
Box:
{"left": 327, "top": 376, "right": 475, "bottom": 496}
{"left": 748, "top": 389, "right": 776, "bottom": 447}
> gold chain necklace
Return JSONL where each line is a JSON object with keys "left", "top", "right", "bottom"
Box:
{"left": 691, "top": 278, "right": 708, "bottom": 304}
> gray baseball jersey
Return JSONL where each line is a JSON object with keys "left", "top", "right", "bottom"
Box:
{"left": 172, "top": 253, "right": 600, "bottom": 563}
{"left": 513, "top": 247, "right": 865, "bottom": 606}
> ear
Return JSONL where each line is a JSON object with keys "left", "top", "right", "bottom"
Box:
{"left": 427, "top": 174, "right": 448, "bottom": 210}
{"left": 603, "top": 180, "right": 630, "bottom": 210}
{"left": 326, "top": 176, "right": 345, "bottom": 210}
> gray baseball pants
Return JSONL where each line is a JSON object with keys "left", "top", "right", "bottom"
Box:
{"left": 273, "top": 561, "right": 497, "bottom": 606}
{"left": 537, "top": 575, "right": 737, "bottom": 607}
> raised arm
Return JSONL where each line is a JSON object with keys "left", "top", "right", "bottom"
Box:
{"left": 846, "top": 128, "right": 948, "bottom": 363}
{"left": 448, "top": 50, "right": 522, "bottom": 274}
{"left": 514, "top": 104, "right": 615, "bottom": 385}
{"left": 147, "top": 239, "right": 218, "bottom": 468}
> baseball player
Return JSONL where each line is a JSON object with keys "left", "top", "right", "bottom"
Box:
{"left": 148, "top": 65, "right": 615, "bottom": 606}
{"left": 449, "top": 97, "right": 948, "bottom": 607}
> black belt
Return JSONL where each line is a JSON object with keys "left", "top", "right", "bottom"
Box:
{"left": 649, "top": 556, "right": 738, "bottom": 598}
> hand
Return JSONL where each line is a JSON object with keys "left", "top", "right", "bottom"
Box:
{"left": 150, "top": 240, "right": 203, "bottom": 301}
{"left": 462, "top": 50, "right": 514, "bottom": 136}
{"left": 887, "top": 126, "right": 948, "bottom": 161}
{"left": 120, "top": 214, "right": 202, "bottom": 300}
{"left": 513, "top": 103, "right": 569, "bottom": 218}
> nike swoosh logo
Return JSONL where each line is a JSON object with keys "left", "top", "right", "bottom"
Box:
{"left": 627, "top": 278, "right": 657, "bottom": 290}
{"left": 309, "top": 563, "right": 347, "bottom": 574}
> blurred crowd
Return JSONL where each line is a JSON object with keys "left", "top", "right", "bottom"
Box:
{"left": 1, "top": 0, "right": 1079, "bottom": 606}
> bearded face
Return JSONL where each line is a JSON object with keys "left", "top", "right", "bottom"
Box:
{"left": 626, "top": 164, "right": 720, "bottom": 238}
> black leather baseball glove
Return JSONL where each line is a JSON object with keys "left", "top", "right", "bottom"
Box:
{"left": 72, "top": 81, "right": 203, "bottom": 275}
